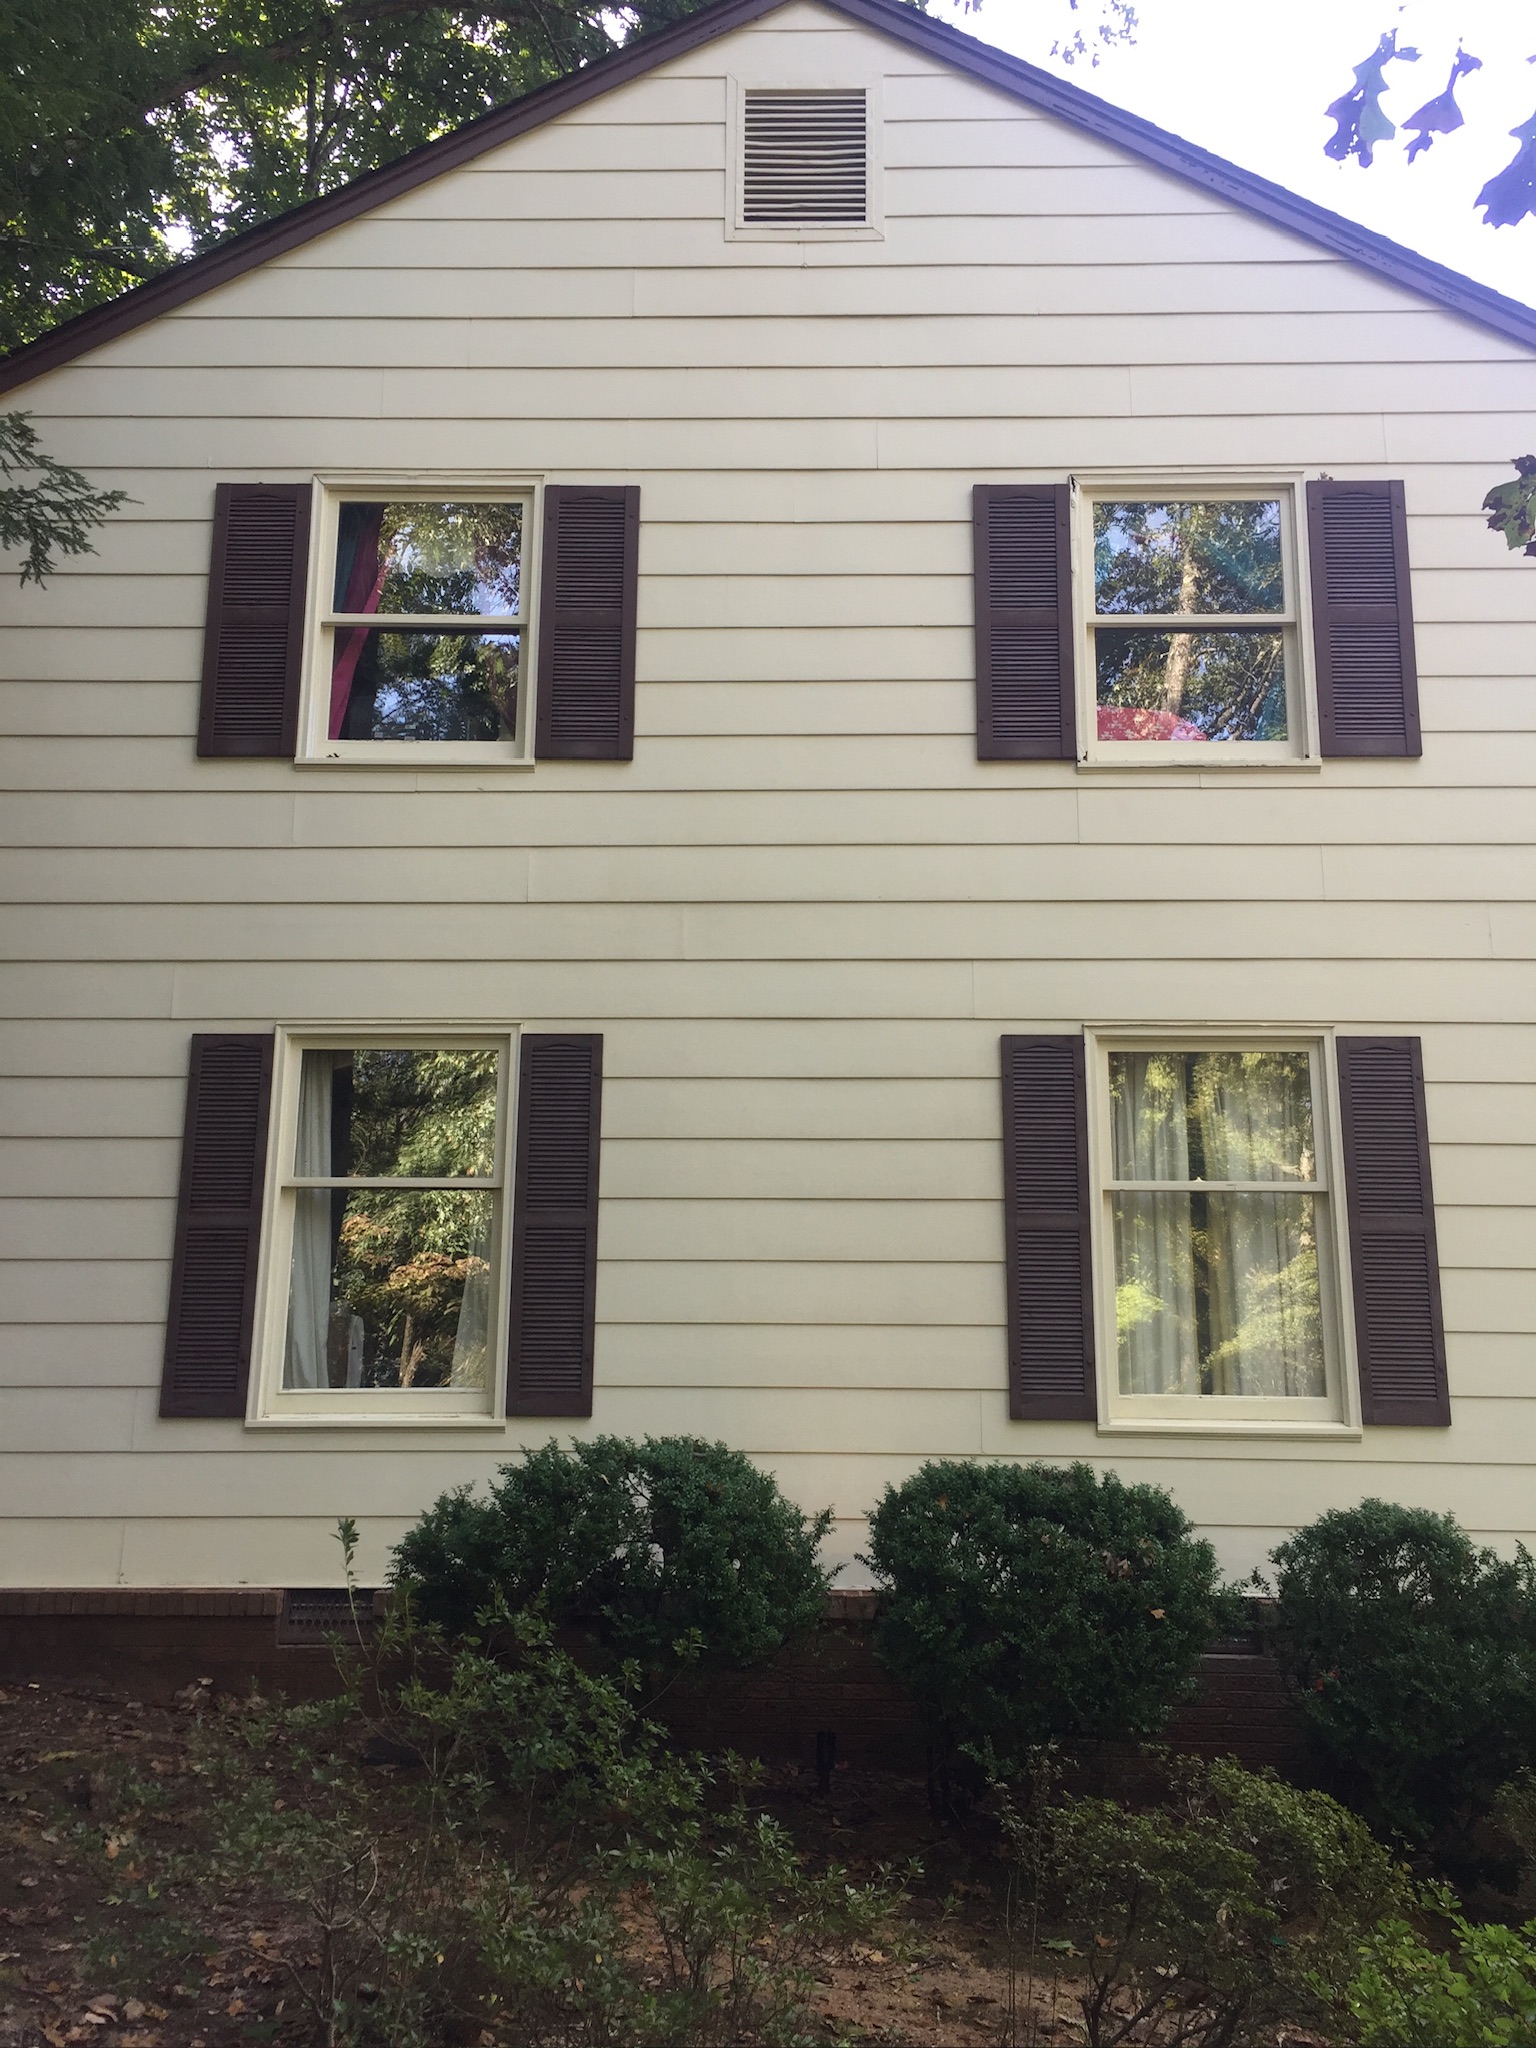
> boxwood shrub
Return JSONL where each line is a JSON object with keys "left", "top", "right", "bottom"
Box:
{"left": 861, "top": 1459, "right": 1230, "bottom": 1773}
{"left": 1266, "top": 1498, "right": 1536, "bottom": 1845}
{"left": 390, "top": 1435, "right": 832, "bottom": 1676}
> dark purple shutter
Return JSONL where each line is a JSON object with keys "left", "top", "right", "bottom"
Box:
{"left": 974, "top": 484, "right": 1076, "bottom": 760}
{"left": 507, "top": 1034, "right": 603, "bottom": 1415}
{"left": 1000, "top": 1035, "right": 1095, "bottom": 1419}
{"left": 1336, "top": 1037, "right": 1449, "bottom": 1425}
{"left": 1307, "top": 480, "right": 1420, "bottom": 757}
{"left": 535, "top": 487, "right": 639, "bottom": 759}
{"left": 160, "top": 1034, "right": 274, "bottom": 1418}
{"left": 197, "top": 483, "right": 311, "bottom": 757}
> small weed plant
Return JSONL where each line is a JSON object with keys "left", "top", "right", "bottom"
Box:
{"left": 90, "top": 1523, "right": 890, "bottom": 2048}
{"left": 998, "top": 1754, "right": 1411, "bottom": 2048}
{"left": 1345, "top": 1892, "right": 1536, "bottom": 2047}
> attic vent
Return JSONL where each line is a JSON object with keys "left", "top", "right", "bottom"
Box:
{"left": 742, "top": 89, "right": 868, "bottom": 225}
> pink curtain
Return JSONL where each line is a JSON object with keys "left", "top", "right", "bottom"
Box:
{"left": 329, "top": 506, "right": 388, "bottom": 739}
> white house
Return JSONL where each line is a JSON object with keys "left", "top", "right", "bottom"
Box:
{"left": 1, "top": 0, "right": 1532, "bottom": 1597}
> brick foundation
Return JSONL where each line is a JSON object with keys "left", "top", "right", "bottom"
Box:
{"left": 0, "top": 1588, "right": 1303, "bottom": 1772}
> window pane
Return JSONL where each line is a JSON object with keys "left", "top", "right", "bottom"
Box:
{"left": 1093, "top": 501, "right": 1283, "bottom": 616}
{"left": 1110, "top": 1050, "right": 1315, "bottom": 1184}
{"left": 294, "top": 1049, "right": 498, "bottom": 1178}
{"left": 329, "top": 629, "right": 518, "bottom": 742}
{"left": 1113, "top": 1190, "right": 1326, "bottom": 1398}
{"left": 332, "top": 501, "right": 522, "bottom": 617}
{"left": 284, "top": 1187, "right": 493, "bottom": 1390}
{"left": 1095, "top": 628, "right": 1286, "bottom": 742}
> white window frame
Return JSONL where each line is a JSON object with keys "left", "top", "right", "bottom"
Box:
{"left": 297, "top": 479, "right": 541, "bottom": 769}
{"left": 1071, "top": 475, "right": 1320, "bottom": 770}
{"left": 726, "top": 76, "right": 885, "bottom": 242}
{"left": 1085, "top": 1025, "right": 1361, "bottom": 1438}
{"left": 249, "top": 1025, "right": 518, "bottom": 1427}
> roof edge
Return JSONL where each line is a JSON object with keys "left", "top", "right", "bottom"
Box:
{"left": 3, "top": 0, "right": 1533, "bottom": 398}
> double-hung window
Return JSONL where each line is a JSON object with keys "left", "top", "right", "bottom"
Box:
{"left": 1094, "top": 1039, "right": 1341, "bottom": 1426}
{"left": 197, "top": 478, "right": 640, "bottom": 764}
{"left": 261, "top": 1035, "right": 513, "bottom": 1419}
{"left": 974, "top": 474, "right": 1418, "bottom": 764}
{"left": 159, "top": 1027, "right": 607, "bottom": 1424}
{"left": 307, "top": 494, "right": 532, "bottom": 762}
{"left": 1082, "top": 488, "right": 1304, "bottom": 760}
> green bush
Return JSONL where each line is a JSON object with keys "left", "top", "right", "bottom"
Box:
{"left": 1345, "top": 1899, "right": 1536, "bottom": 2048}
{"left": 90, "top": 1569, "right": 892, "bottom": 2048}
{"left": 390, "top": 1435, "right": 833, "bottom": 1677}
{"left": 1003, "top": 1756, "right": 1411, "bottom": 2048}
{"left": 1500, "top": 1770, "right": 1536, "bottom": 1913}
{"left": 861, "top": 1459, "right": 1230, "bottom": 1777}
{"left": 1265, "top": 1499, "right": 1536, "bottom": 1845}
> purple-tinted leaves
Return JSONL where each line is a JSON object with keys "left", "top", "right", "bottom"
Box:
{"left": 1478, "top": 111, "right": 1536, "bottom": 228}
{"left": 1323, "top": 30, "right": 1419, "bottom": 168}
{"left": 1403, "top": 48, "right": 1483, "bottom": 162}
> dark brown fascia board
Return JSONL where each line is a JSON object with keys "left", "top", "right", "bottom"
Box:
{"left": 4, "top": 0, "right": 1534, "bottom": 398}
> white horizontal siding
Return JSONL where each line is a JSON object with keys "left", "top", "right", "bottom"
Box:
{"left": 0, "top": 3, "right": 1531, "bottom": 1585}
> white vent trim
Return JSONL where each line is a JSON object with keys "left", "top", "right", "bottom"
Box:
{"left": 726, "top": 76, "right": 884, "bottom": 241}
{"left": 742, "top": 89, "right": 867, "bottom": 224}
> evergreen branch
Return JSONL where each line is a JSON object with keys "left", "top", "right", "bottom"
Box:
{"left": 0, "top": 411, "right": 134, "bottom": 586}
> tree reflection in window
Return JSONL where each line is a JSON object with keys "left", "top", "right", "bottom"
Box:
{"left": 328, "top": 500, "right": 524, "bottom": 743}
{"left": 284, "top": 1048, "right": 501, "bottom": 1391}
{"left": 1092, "top": 501, "right": 1290, "bottom": 743}
{"left": 1108, "top": 1049, "right": 1327, "bottom": 1400}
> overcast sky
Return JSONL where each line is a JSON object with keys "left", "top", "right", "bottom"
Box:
{"left": 947, "top": 0, "right": 1536, "bottom": 308}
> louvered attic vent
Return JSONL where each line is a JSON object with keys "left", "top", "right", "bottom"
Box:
{"left": 742, "top": 90, "right": 868, "bottom": 224}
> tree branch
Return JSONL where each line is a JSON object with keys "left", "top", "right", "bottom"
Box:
{"left": 0, "top": 232, "right": 168, "bottom": 282}
{"left": 125, "top": 0, "right": 572, "bottom": 126}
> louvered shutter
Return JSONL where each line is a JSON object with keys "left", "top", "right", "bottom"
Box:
{"left": 160, "top": 1034, "right": 274, "bottom": 1417}
{"left": 974, "top": 485, "right": 1076, "bottom": 760}
{"left": 1306, "top": 480, "right": 1420, "bottom": 757}
{"left": 1336, "top": 1037, "right": 1449, "bottom": 1425}
{"left": 1000, "top": 1035, "right": 1096, "bottom": 1420}
{"left": 197, "top": 483, "right": 311, "bottom": 757}
{"left": 507, "top": 1034, "right": 603, "bottom": 1415}
{"left": 534, "top": 487, "right": 639, "bottom": 760}
{"left": 742, "top": 90, "right": 868, "bottom": 224}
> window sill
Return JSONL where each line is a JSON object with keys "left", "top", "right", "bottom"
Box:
{"left": 293, "top": 750, "right": 534, "bottom": 771}
{"left": 247, "top": 1411, "right": 509, "bottom": 1430}
{"left": 1095, "top": 1418, "right": 1362, "bottom": 1441}
{"left": 1075, "top": 757, "right": 1323, "bottom": 775}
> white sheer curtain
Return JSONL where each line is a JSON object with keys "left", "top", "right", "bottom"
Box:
{"left": 1112, "top": 1055, "right": 1197, "bottom": 1395}
{"left": 448, "top": 1217, "right": 493, "bottom": 1389}
{"left": 1112, "top": 1052, "right": 1325, "bottom": 1399}
{"left": 284, "top": 1052, "right": 338, "bottom": 1390}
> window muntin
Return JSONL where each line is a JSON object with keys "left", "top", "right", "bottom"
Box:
{"left": 268, "top": 1042, "right": 508, "bottom": 1410}
{"left": 1097, "top": 1043, "right": 1341, "bottom": 1422}
{"left": 1084, "top": 494, "right": 1304, "bottom": 754}
{"left": 319, "top": 498, "right": 529, "bottom": 752}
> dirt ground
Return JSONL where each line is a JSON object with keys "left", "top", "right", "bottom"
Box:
{"left": 0, "top": 1677, "right": 1095, "bottom": 2048}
